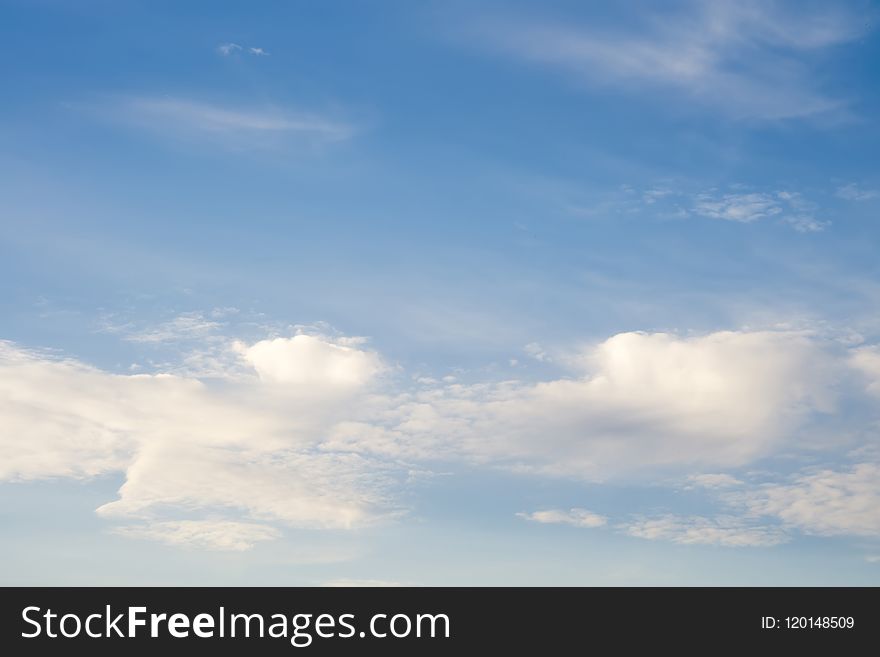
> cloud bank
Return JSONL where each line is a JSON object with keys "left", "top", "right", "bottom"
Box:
{"left": 1, "top": 323, "right": 877, "bottom": 550}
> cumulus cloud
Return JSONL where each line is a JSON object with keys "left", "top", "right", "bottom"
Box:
{"left": 518, "top": 508, "right": 607, "bottom": 528}
{"left": 330, "top": 330, "right": 838, "bottom": 478}
{"left": 239, "top": 335, "right": 384, "bottom": 388}
{"left": 2, "top": 325, "right": 877, "bottom": 550}
{"left": 480, "top": 1, "right": 861, "bottom": 120}
{"left": 850, "top": 346, "right": 880, "bottom": 396}
{"left": 0, "top": 335, "right": 397, "bottom": 548}
{"left": 624, "top": 515, "right": 788, "bottom": 547}
{"left": 0, "top": 341, "right": 138, "bottom": 480}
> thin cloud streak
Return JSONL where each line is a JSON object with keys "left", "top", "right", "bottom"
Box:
{"left": 477, "top": 1, "right": 865, "bottom": 120}
{"left": 80, "top": 95, "right": 355, "bottom": 150}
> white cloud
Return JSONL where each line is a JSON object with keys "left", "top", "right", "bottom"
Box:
{"left": 330, "top": 330, "right": 838, "bottom": 478}
{"left": 113, "top": 520, "right": 280, "bottom": 551}
{"left": 624, "top": 515, "right": 787, "bottom": 547}
{"left": 95, "top": 447, "right": 391, "bottom": 530}
{"left": 102, "top": 96, "right": 353, "bottom": 149}
{"left": 481, "top": 1, "right": 861, "bottom": 120}
{"left": 741, "top": 464, "right": 880, "bottom": 537}
{"left": 3, "top": 325, "right": 878, "bottom": 550}
{"left": 851, "top": 346, "right": 880, "bottom": 396}
{"left": 690, "top": 189, "right": 830, "bottom": 231}
{"left": 784, "top": 215, "right": 830, "bottom": 233}
{"left": 643, "top": 188, "right": 673, "bottom": 204}
{"left": 686, "top": 473, "right": 744, "bottom": 489}
{"left": 124, "top": 312, "right": 221, "bottom": 343}
{"left": 217, "top": 42, "right": 242, "bottom": 56}
{"left": 218, "top": 43, "right": 268, "bottom": 57}
{"left": 836, "top": 183, "right": 879, "bottom": 201}
{"left": 518, "top": 508, "right": 607, "bottom": 528}
{"left": 0, "top": 341, "right": 138, "bottom": 480}
{"left": 0, "top": 335, "right": 397, "bottom": 548}
{"left": 524, "top": 342, "right": 550, "bottom": 362}
{"left": 239, "top": 334, "right": 384, "bottom": 388}
{"left": 693, "top": 192, "right": 782, "bottom": 223}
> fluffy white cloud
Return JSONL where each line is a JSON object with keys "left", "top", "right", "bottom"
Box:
{"left": 240, "top": 335, "right": 384, "bottom": 388}
{"left": 0, "top": 336, "right": 395, "bottom": 548}
{"left": 518, "top": 508, "right": 607, "bottom": 528}
{"left": 113, "top": 520, "right": 280, "bottom": 551}
{"left": 1, "top": 326, "right": 876, "bottom": 550}
{"left": 330, "top": 330, "right": 837, "bottom": 477}
{"left": 624, "top": 515, "right": 787, "bottom": 547}
{"left": 851, "top": 346, "right": 880, "bottom": 396}
{"left": 0, "top": 340, "right": 150, "bottom": 480}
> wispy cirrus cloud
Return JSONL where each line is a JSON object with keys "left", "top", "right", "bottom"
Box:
{"left": 621, "top": 461, "right": 880, "bottom": 549}
{"left": 836, "top": 183, "right": 879, "bottom": 201}
{"left": 783, "top": 215, "right": 831, "bottom": 233}
{"left": 217, "top": 42, "right": 269, "bottom": 57}
{"left": 560, "top": 182, "right": 834, "bottom": 232}
{"left": 477, "top": 0, "right": 865, "bottom": 120}
{"left": 216, "top": 42, "right": 242, "bottom": 56}
{"left": 87, "top": 95, "right": 354, "bottom": 150}
{"left": 624, "top": 515, "right": 788, "bottom": 547}
{"left": 121, "top": 311, "right": 222, "bottom": 344}
{"left": 690, "top": 189, "right": 830, "bottom": 231}
{"left": 738, "top": 464, "right": 880, "bottom": 538}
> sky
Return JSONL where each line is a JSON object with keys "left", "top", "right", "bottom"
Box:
{"left": 1, "top": 0, "right": 880, "bottom": 585}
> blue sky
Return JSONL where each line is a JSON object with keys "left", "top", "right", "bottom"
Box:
{"left": 2, "top": 0, "right": 880, "bottom": 585}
